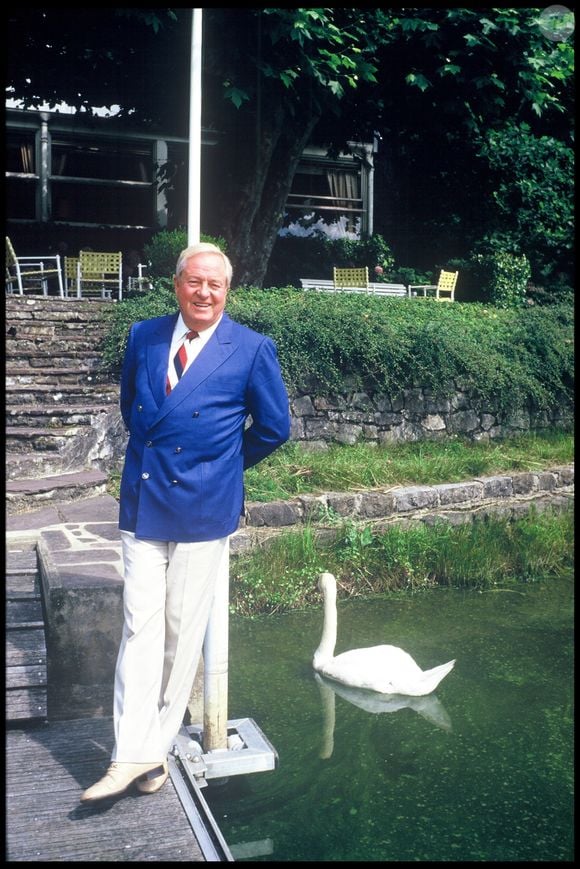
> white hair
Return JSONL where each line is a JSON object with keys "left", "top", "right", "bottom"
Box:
{"left": 175, "top": 242, "right": 232, "bottom": 286}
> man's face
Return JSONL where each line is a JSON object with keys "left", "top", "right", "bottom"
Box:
{"left": 174, "top": 252, "right": 229, "bottom": 332}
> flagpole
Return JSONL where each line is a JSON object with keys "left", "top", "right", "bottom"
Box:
{"left": 188, "top": 8, "right": 202, "bottom": 245}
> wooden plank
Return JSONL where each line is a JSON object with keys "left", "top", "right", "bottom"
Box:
{"left": 5, "top": 687, "right": 47, "bottom": 719}
{"left": 6, "top": 718, "right": 206, "bottom": 862}
{"left": 6, "top": 662, "right": 48, "bottom": 689}
{"left": 6, "top": 627, "right": 47, "bottom": 665}
{"left": 6, "top": 599, "right": 44, "bottom": 627}
{"left": 6, "top": 573, "right": 41, "bottom": 597}
{"left": 6, "top": 549, "right": 38, "bottom": 570}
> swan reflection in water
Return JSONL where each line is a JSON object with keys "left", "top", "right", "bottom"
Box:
{"left": 315, "top": 671, "right": 452, "bottom": 759}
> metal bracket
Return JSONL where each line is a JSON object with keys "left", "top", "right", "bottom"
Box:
{"left": 171, "top": 717, "right": 278, "bottom": 787}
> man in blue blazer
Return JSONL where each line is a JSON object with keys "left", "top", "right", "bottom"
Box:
{"left": 81, "top": 242, "right": 290, "bottom": 802}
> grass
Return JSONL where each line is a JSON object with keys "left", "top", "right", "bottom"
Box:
{"left": 231, "top": 505, "right": 574, "bottom": 616}
{"left": 243, "top": 428, "right": 574, "bottom": 501}
{"left": 106, "top": 429, "right": 573, "bottom": 503}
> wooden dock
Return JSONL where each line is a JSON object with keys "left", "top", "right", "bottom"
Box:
{"left": 6, "top": 717, "right": 213, "bottom": 862}
{"left": 6, "top": 542, "right": 48, "bottom": 724}
{"left": 5, "top": 539, "right": 233, "bottom": 862}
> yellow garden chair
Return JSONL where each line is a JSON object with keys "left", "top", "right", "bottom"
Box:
{"left": 408, "top": 269, "right": 458, "bottom": 301}
{"left": 77, "top": 250, "right": 123, "bottom": 300}
{"left": 333, "top": 266, "right": 369, "bottom": 291}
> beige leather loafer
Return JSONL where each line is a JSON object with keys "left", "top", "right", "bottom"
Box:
{"left": 135, "top": 761, "right": 169, "bottom": 794}
{"left": 80, "top": 761, "right": 166, "bottom": 803}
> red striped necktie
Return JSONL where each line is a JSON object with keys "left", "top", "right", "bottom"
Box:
{"left": 166, "top": 329, "right": 198, "bottom": 394}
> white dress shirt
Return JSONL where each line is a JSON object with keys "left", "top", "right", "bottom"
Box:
{"left": 167, "top": 312, "right": 223, "bottom": 378}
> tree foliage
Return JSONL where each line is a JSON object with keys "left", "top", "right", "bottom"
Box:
{"left": 6, "top": 7, "right": 574, "bottom": 288}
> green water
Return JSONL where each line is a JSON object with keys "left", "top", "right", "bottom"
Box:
{"left": 205, "top": 575, "right": 574, "bottom": 862}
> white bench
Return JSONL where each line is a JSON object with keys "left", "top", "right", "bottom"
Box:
{"left": 300, "top": 278, "right": 407, "bottom": 297}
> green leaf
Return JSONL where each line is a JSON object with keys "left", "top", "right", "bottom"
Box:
{"left": 223, "top": 85, "right": 250, "bottom": 109}
{"left": 279, "top": 70, "right": 299, "bottom": 89}
{"left": 406, "top": 72, "right": 431, "bottom": 92}
{"left": 439, "top": 63, "right": 461, "bottom": 76}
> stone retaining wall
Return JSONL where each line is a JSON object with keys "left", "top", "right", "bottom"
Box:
{"left": 231, "top": 464, "right": 574, "bottom": 552}
{"left": 94, "top": 381, "right": 573, "bottom": 477}
{"left": 289, "top": 385, "right": 573, "bottom": 447}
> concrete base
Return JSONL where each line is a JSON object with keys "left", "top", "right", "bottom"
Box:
{"left": 7, "top": 495, "right": 124, "bottom": 719}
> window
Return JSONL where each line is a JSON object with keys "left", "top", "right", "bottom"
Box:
{"left": 282, "top": 146, "right": 367, "bottom": 235}
{"left": 51, "top": 138, "right": 151, "bottom": 182}
{"left": 48, "top": 136, "right": 155, "bottom": 228}
{"left": 5, "top": 130, "right": 37, "bottom": 219}
{"left": 6, "top": 130, "right": 36, "bottom": 174}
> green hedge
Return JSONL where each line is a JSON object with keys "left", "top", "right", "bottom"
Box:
{"left": 142, "top": 228, "right": 228, "bottom": 277}
{"left": 100, "top": 286, "right": 574, "bottom": 417}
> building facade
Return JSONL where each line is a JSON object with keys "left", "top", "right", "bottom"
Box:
{"left": 6, "top": 107, "right": 374, "bottom": 261}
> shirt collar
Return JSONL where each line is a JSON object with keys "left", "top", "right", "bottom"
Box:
{"left": 174, "top": 311, "right": 223, "bottom": 341}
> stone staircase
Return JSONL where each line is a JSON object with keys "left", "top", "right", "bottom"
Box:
{"left": 6, "top": 295, "right": 126, "bottom": 514}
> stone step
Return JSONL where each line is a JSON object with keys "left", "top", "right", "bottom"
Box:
{"left": 6, "top": 404, "right": 115, "bottom": 428}
{"left": 6, "top": 425, "right": 90, "bottom": 452}
{"left": 5, "top": 314, "right": 109, "bottom": 330}
{"left": 6, "top": 332, "right": 108, "bottom": 350}
{"left": 6, "top": 384, "right": 119, "bottom": 405}
{"left": 5, "top": 367, "right": 112, "bottom": 387}
{"left": 5, "top": 338, "right": 103, "bottom": 368}
{"left": 5, "top": 296, "right": 112, "bottom": 313}
{"left": 6, "top": 451, "right": 78, "bottom": 479}
{"left": 5, "top": 304, "right": 110, "bottom": 319}
{"left": 5, "top": 295, "right": 122, "bottom": 514}
{"left": 5, "top": 351, "right": 107, "bottom": 369}
{"left": 5, "top": 335, "right": 108, "bottom": 353}
{"left": 6, "top": 469, "right": 109, "bottom": 515}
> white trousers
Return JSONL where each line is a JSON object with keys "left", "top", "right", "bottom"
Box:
{"left": 112, "top": 531, "right": 229, "bottom": 763}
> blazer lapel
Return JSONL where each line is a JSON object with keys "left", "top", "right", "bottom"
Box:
{"left": 147, "top": 313, "right": 179, "bottom": 408}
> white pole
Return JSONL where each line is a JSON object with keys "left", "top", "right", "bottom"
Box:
{"left": 203, "top": 558, "right": 230, "bottom": 751}
{"left": 188, "top": 6, "right": 230, "bottom": 753}
{"left": 188, "top": 8, "right": 202, "bottom": 245}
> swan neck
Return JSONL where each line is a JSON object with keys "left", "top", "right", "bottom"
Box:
{"left": 313, "top": 587, "right": 337, "bottom": 669}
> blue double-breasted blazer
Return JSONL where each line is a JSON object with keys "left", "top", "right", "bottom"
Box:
{"left": 118, "top": 311, "right": 290, "bottom": 542}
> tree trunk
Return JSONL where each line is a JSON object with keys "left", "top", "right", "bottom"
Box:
{"left": 217, "top": 103, "right": 320, "bottom": 288}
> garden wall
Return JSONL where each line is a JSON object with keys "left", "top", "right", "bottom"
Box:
{"left": 289, "top": 384, "right": 573, "bottom": 447}
{"left": 87, "top": 381, "right": 573, "bottom": 477}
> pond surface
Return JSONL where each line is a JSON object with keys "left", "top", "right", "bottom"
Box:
{"left": 204, "top": 575, "right": 574, "bottom": 862}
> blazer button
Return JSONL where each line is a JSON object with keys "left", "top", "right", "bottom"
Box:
{"left": 171, "top": 479, "right": 180, "bottom": 485}
{"left": 137, "top": 405, "right": 143, "bottom": 412}
{"left": 141, "top": 472, "right": 150, "bottom": 480}
{"left": 192, "top": 411, "right": 200, "bottom": 418}
{"left": 145, "top": 440, "right": 153, "bottom": 448}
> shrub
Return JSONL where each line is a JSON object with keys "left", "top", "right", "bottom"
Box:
{"left": 389, "top": 265, "right": 433, "bottom": 287}
{"left": 472, "top": 251, "right": 531, "bottom": 309}
{"left": 226, "top": 289, "right": 573, "bottom": 416}
{"left": 450, "top": 248, "right": 531, "bottom": 308}
{"left": 143, "top": 228, "right": 228, "bottom": 277}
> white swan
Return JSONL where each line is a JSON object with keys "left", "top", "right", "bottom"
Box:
{"left": 312, "top": 572, "right": 455, "bottom": 697}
